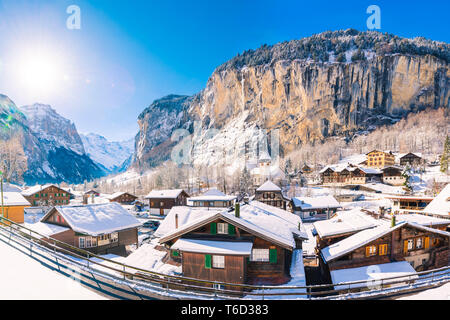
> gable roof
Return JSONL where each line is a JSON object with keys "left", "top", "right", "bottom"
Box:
{"left": 422, "top": 184, "right": 450, "bottom": 217}
{"left": 321, "top": 221, "right": 450, "bottom": 263}
{"left": 1, "top": 192, "right": 31, "bottom": 206}
{"left": 256, "top": 180, "right": 281, "bottom": 192}
{"left": 145, "top": 189, "right": 186, "bottom": 199}
{"left": 171, "top": 239, "right": 253, "bottom": 255}
{"left": 157, "top": 201, "right": 307, "bottom": 250}
{"left": 188, "top": 189, "right": 237, "bottom": 202}
{"left": 107, "top": 192, "right": 137, "bottom": 200}
{"left": 313, "top": 209, "right": 384, "bottom": 238}
{"left": 41, "top": 202, "right": 141, "bottom": 236}
{"left": 292, "top": 195, "right": 341, "bottom": 210}
{"left": 21, "top": 184, "right": 69, "bottom": 197}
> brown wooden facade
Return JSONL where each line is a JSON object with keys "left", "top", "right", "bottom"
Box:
{"left": 163, "top": 217, "right": 298, "bottom": 288}
{"left": 24, "top": 185, "right": 71, "bottom": 207}
{"left": 109, "top": 192, "right": 138, "bottom": 205}
{"left": 254, "top": 190, "right": 289, "bottom": 210}
{"left": 40, "top": 208, "right": 138, "bottom": 256}
{"left": 148, "top": 190, "right": 189, "bottom": 215}
{"left": 400, "top": 153, "right": 423, "bottom": 166}
{"left": 320, "top": 224, "right": 450, "bottom": 275}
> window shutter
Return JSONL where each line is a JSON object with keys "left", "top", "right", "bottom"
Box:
{"left": 365, "top": 246, "right": 370, "bottom": 257}
{"left": 172, "top": 250, "right": 179, "bottom": 257}
{"left": 228, "top": 224, "right": 236, "bottom": 235}
{"left": 205, "top": 254, "right": 212, "bottom": 269}
{"left": 424, "top": 237, "right": 430, "bottom": 249}
{"left": 210, "top": 223, "right": 217, "bottom": 235}
{"left": 403, "top": 240, "right": 408, "bottom": 254}
{"left": 269, "top": 248, "right": 277, "bottom": 263}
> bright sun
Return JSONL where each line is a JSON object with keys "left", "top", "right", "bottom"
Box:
{"left": 15, "top": 49, "right": 65, "bottom": 97}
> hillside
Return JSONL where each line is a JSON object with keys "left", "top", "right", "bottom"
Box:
{"left": 132, "top": 30, "right": 449, "bottom": 172}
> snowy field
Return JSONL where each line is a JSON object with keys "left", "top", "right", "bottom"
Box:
{"left": 0, "top": 237, "right": 106, "bottom": 300}
{"left": 397, "top": 282, "right": 450, "bottom": 300}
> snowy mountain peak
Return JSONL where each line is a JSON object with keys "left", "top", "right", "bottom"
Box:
{"left": 80, "top": 133, "right": 134, "bottom": 173}
{"left": 20, "top": 103, "right": 85, "bottom": 156}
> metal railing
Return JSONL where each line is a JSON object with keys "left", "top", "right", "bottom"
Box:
{"left": 0, "top": 216, "right": 448, "bottom": 300}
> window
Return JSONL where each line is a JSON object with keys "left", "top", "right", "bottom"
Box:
{"left": 217, "top": 223, "right": 228, "bottom": 234}
{"left": 379, "top": 244, "right": 388, "bottom": 256}
{"left": 416, "top": 237, "right": 423, "bottom": 249}
{"left": 212, "top": 255, "right": 225, "bottom": 269}
{"left": 407, "top": 239, "right": 414, "bottom": 251}
{"left": 79, "top": 237, "right": 85, "bottom": 248}
{"left": 365, "top": 245, "right": 377, "bottom": 257}
{"left": 251, "top": 249, "right": 269, "bottom": 262}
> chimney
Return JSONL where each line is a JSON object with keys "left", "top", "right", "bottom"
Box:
{"left": 175, "top": 214, "right": 179, "bottom": 229}
{"left": 235, "top": 203, "right": 240, "bottom": 218}
{"left": 391, "top": 215, "right": 396, "bottom": 228}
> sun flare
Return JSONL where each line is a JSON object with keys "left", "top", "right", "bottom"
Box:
{"left": 14, "top": 49, "right": 65, "bottom": 96}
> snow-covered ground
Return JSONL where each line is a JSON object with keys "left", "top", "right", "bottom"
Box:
{"left": 0, "top": 237, "right": 106, "bottom": 300}
{"left": 397, "top": 282, "right": 450, "bottom": 300}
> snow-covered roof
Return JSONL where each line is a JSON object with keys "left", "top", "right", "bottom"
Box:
{"left": 393, "top": 214, "right": 450, "bottom": 226}
{"left": 157, "top": 201, "right": 308, "bottom": 250}
{"left": 250, "top": 166, "right": 285, "bottom": 179}
{"left": 319, "top": 164, "right": 382, "bottom": 175}
{"left": 21, "top": 184, "right": 64, "bottom": 196}
{"left": 145, "top": 189, "right": 185, "bottom": 199}
{"left": 422, "top": 184, "right": 450, "bottom": 217}
{"left": 106, "top": 192, "right": 137, "bottom": 200}
{"left": 258, "top": 150, "right": 271, "bottom": 162}
{"left": 256, "top": 180, "right": 281, "bottom": 192}
{"left": 396, "top": 152, "right": 423, "bottom": 160}
{"left": 1, "top": 192, "right": 31, "bottom": 206}
{"left": 385, "top": 195, "right": 434, "bottom": 201}
{"left": 292, "top": 195, "right": 341, "bottom": 210}
{"left": 331, "top": 261, "right": 418, "bottom": 290}
{"left": 321, "top": 221, "right": 450, "bottom": 263}
{"left": 25, "top": 222, "right": 70, "bottom": 238}
{"left": 313, "top": 209, "right": 384, "bottom": 238}
{"left": 188, "top": 189, "right": 237, "bottom": 202}
{"left": 41, "top": 202, "right": 141, "bottom": 236}
{"left": 171, "top": 239, "right": 253, "bottom": 255}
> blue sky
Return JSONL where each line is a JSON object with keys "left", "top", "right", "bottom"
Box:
{"left": 0, "top": 0, "right": 448, "bottom": 141}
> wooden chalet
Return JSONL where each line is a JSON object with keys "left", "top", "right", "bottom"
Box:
{"left": 254, "top": 180, "right": 289, "bottom": 210}
{"left": 0, "top": 192, "right": 31, "bottom": 224}
{"left": 188, "top": 189, "right": 236, "bottom": 208}
{"left": 145, "top": 189, "right": 189, "bottom": 215}
{"left": 387, "top": 195, "right": 434, "bottom": 214}
{"left": 22, "top": 184, "right": 72, "bottom": 207}
{"left": 29, "top": 202, "right": 141, "bottom": 256}
{"left": 313, "top": 209, "right": 383, "bottom": 252}
{"left": 399, "top": 153, "right": 423, "bottom": 166}
{"left": 319, "top": 164, "right": 382, "bottom": 185}
{"left": 83, "top": 189, "right": 100, "bottom": 205}
{"left": 291, "top": 195, "right": 341, "bottom": 221}
{"left": 319, "top": 220, "right": 450, "bottom": 280}
{"left": 156, "top": 201, "right": 308, "bottom": 289}
{"left": 381, "top": 166, "right": 405, "bottom": 186}
{"left": 107, "top": 192, "right": 138, "bottom": 205}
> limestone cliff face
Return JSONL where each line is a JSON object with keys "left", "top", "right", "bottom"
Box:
{"left": 133, "top": 31, "right": 449, "bottom": 169}
{"left": 189, "top": 54, "right": 449, "bottom": 156}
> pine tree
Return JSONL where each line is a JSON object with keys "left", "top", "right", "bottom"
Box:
{"left": 440, "top": 135, "right": 449, "bottom": 174}
{"left": 402, "top": 163, "right": 413, "bottom": 193}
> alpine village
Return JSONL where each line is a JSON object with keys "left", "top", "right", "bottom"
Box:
{"left": 0, "top": 28, "right": 449, "bottom": 300}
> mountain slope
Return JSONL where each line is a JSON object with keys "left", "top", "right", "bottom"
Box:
{"left": 132, "top": 30, "right": 449, "bottom": 171}
{"left": 80, "top": 133, "right": 134, "bottom": 173}
{"left": 0, "top": 96, "right": 104, "bottom": 184}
